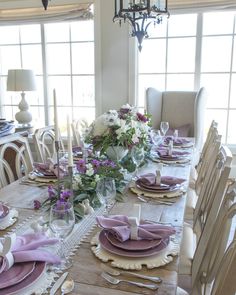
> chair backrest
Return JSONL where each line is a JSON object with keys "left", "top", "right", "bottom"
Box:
{"left": 191, "top": 183, "right": 236, "bottom": 295}
{"left": 71, "top": 119, "right": 88, "bottom": 147}
{"left": 193, "top": 145, "right": 233, "bottom": 235}
{"left": 146, "top": 87, "right": 207, "bottom": 151}
{"left": 0, "top": 133, "right": 33, "bottom": 187}
{"left": 210, "top": 231, "right": 236, "bottom": 295}
{"left": 32, "top": 126, "right": 64, "bottom": 163}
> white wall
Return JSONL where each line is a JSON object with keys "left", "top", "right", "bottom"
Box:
{"left": 99, "top": 0, "right": 130, "bottom": 114}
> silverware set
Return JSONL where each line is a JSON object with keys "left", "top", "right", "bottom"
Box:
{"left": 101, "top": 263, "right": 161, "bottom": 290}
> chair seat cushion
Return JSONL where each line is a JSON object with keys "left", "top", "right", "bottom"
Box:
{"left": 184, "top": 188, "right": 198, "bottom": 221}
{"left": 177, "top": 286, "right": 189, "bottom": 295}
{"left": 179, "top": 222, "right": 196, "bottom": 275}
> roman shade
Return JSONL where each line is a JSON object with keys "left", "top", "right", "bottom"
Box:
{"left": 169, "top": 0, "right": 236, "bottom": 11}
{"left": 0, "top": 3, "right": 93, "bottom": 24}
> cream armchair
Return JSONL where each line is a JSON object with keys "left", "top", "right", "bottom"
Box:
{"left": 145, "top": 87, "right": 207, "bottom": 151}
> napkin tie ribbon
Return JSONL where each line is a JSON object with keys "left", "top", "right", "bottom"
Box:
{"left": 128, "top": 217, "right": 139, "bottom": 240}
{"left": 0, "top": 234, "right": 16, "bottom": 271}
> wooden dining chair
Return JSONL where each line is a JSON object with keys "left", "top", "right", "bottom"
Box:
{"left": 0, "top": 133, "right": 34, "bottom": 187}
{"left": 178, "top": 187, "right": 236, "bottom": 295}
{"left": 32, "top": 125, "right": 64, "bottom": 163}
{"left": 71, "top": 118, "right": 88, "bottom": 147}
{"left": 184, "top": 135, "right": 222, "bottom": 221}
{"left": 179, "top": 146, "right": 233, "bottom": 277}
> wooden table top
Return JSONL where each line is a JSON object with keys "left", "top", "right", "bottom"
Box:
{"left": 0, "top": 158, "right": 192, "bottom": 295}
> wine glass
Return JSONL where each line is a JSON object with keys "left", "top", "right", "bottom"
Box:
{"left": 50, "top": 201, "right": 75, "bottom": 269}
{"left": 160, "top": 121, "right": 169, "bottom": 137}
{"left": 131, "top": 146, "right": 145, "bottom": 179}
{"left": 96, "top": 177, "right": 116, "bottom": 209}
{"left": 151, "top": 129, "right": 162, "bottom": 146}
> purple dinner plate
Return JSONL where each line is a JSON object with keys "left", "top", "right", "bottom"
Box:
{"left": 135, "top": 183, "right": 180, "bottom": 194}
{"left": 105, "top": 231, "right": 162, "bottom": 251}
{"left": 99, "top": 231, "right": 169, "bottom": 258}
{"left": 0, "top": 262, "right": 35, "bottom": 289}
{"left": 0, "top": 204, "right": 9, "bottom": 219}
{"left": 136, "top": 179, "right": 171, "bottom": 191}
{"left": 0, "top": 262, "right": 46, "bottom": 295}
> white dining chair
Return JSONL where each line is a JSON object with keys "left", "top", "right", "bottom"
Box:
{"left": 32, "top": 125, "right": 64, "bottom": 163}
{"left": 0, "top": 133, "right": 34, "bottom": 187}
{"left": 71, "top": 118, "right": 89, "bottom": 147}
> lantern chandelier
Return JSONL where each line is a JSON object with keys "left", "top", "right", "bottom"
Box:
{"left": 113, "top": 0, "right": 169, "bottom": 51}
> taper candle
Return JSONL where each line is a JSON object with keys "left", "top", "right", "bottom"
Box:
{"left": 67, "top": 115, "right": 73, "bottom": 167}
{"left": 53, "top": 89, "right": 59, "bottom": 142}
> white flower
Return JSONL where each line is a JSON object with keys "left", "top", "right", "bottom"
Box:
{"left": 93, "top": 115, "right": 108, "bottom": 136}
{"left": 73, "top": 174, "right": 82, "bottom": 189}
{"left": 86, "top": 163, "right": 94, "bottom": 176}
{"left": 132, "top": 133, "right": 140, "bottom": 144}
{"left": 95, "top": 174, "right": 100, "bottom": 182}
{"left": 115, "top": 120, "right": 129, "bottom": 139}
{"left": 121, "top": 103, "right": 132, "bottom": 110}
{"left": 103, "top": 110, "right": 119, "bottom": 126}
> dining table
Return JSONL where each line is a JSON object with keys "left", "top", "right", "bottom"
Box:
{"left": 0, "top": 141, "right": 194, "bottom": 295}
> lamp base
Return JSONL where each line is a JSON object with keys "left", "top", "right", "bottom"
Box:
{"left": 15, "top": 92, "right": 32, "bottom": 126}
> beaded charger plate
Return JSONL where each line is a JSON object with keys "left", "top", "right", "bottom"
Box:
{"left": 91, "top": 232, "right": 179, "bottom": 270}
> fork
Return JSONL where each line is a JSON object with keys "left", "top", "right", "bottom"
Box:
{"left": 101, "top": 272, "right": 159, "bottom": 290}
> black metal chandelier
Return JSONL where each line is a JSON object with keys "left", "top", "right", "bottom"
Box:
{"left": 42, "top": 0, "right": 50, "bottom": 10}
{"left": 113, "top": 0, "right": 169, "bottom": 51}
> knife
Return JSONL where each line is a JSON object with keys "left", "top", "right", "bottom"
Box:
{"left": 50, "top": 272, "right": 68, "bottom": 295}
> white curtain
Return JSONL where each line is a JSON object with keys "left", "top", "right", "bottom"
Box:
{"left": 168, "top": 0, "right": 236, "bottom": 11}
{"left": 0, "top": 3, "right": 93, "bottom": 25}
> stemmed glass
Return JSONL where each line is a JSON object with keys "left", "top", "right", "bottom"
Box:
{"left": 151, "top": 130, "right": 162, "bottom": 146}
{"left": 96, "top": 177, "right": 116, "bottom": 209}
{"left": 131, "top": 146, "right": 145, "bottom": 179}
{"left": 160, "top": 121, "right": 169, "bottom": 137}
{"left": 49, "top": 201, "right": 75, "bottom": 270}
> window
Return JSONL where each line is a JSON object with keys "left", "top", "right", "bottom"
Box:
{"left": 0, "top": 19, "right": 95, "bottom": 131}
{"left": 138, "top": 10, "right": 236, "bottom": 145}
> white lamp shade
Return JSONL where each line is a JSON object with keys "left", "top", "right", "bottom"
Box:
{"left": 7, "top": 69, "right": 37, "bottom": 92}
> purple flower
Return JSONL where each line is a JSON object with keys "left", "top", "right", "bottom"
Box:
{"left": 48, "top": 185, "right": 56, "bottom": 199}
{"left": 137, "top": 112, "right": 148, "bottom": 123}
{"left": 102, "top": 159, "right": 116, "bottom": 168}
{"left": 91, "top": 159, "right": 101, "bottom": 172}
{"left": 34, "top": 200, "right": 41, "bottom": 210}
{"left": 55, "top": 199, "right": 68, "bottom": 210}
{"left": 60, "top": 190, "right": 72, "bottom": 200}
{"left": 76, "top": 159, "right": 86, "bottom": 173}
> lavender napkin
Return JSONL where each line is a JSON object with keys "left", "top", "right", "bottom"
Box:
{"left": 97, "top": 215, "right": 175, "bottom": 242}
{"left": 34, "top": 161, "right": 65, "bottom": 178}
{"left": 165, "top": 137, "right": 191, "bottom": 145}
{"left": 137, "top": 173, "right": 186, "bottom": 188}
{"left": 157, "top": 148, "right": 190, "bottom": 157}
{"left": 0, "top": 233, "right": 60, "bottom": 273}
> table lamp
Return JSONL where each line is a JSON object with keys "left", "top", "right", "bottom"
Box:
{"left": 7, "top": 69, "right": 36, "bottom": 126}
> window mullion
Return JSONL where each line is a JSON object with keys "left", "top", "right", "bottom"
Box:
{"left": 194, "top": 12, "right": 203, "bottom": 90}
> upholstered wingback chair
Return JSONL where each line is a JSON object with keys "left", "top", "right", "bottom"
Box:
{"left": 145, "top": 87, "right": 207, "bottom": 151}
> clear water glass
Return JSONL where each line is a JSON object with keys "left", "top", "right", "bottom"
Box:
{"left": 160, "top": 121, "right": 169, "bottom": 137}
{"left": 131, "top": 146, "right": 145, "bottom": 178}
{"left": 151, "top": 130, "right": 163, "bottom": 146}
{"left": 49, "top": 202, "right": 75, "bottom": 269}
{"left": 96, "top": 177, "right": 116, "bottom": 208}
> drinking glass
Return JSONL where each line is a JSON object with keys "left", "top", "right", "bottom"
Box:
{"left": 96, "top": 177, "right": 116, "bottom": 208}
{"left": 160, "top": 121, "right": 169, "bottom": 137}
{"left": 151, "top": 129, "right": 162, "bottom": 146}
{"left": 50, "top": 201, "right": 75, "bottom": 269}
{"left": 131, "top": 146, "right": 145, "bottom": 178}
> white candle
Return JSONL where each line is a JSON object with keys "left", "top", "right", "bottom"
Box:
{"left": 67, "top": 115, "right": 73, "bottom": 167}
{"left": 53, "top": 89, "right": 59, "bottom": 142}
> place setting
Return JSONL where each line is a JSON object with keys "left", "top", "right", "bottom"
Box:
{"left": 0, "top": 202, "right": 18, "bottom": 230}
{"left": 150, "top": 145, "right": 191, "bottom": 165}
{"left": 129, "top": 170, "right": 187, "bottom": 200}
{"left": 91, "top": 205, "right": 179, "bottom": 276}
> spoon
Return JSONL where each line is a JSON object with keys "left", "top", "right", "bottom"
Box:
{"left": 61, "top": 278, "right": 74, "bottom": 294}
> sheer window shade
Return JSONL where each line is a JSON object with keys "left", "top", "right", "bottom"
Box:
{"left": 0, "top": 3, "right": 93, "bottom": 24}
{"left": 169, "top": 0, "right": 236, "bottom": 11}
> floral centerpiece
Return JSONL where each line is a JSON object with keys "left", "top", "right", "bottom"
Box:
{"left": 84, "top": 104, "right": 151, "bottom": 155}
{"left": 34, "top": 158, "right": 125, "bottom": 221}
